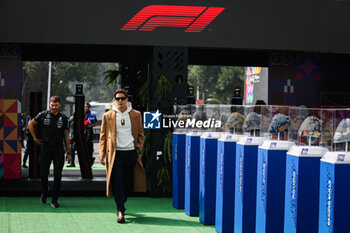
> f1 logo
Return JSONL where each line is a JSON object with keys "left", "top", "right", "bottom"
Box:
{"left": 121, "top": 5, "right": 225, "bottom": 32}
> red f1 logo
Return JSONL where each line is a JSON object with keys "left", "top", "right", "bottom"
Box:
{"left": 121, "top": 5, "right": 225, "bottom": 32}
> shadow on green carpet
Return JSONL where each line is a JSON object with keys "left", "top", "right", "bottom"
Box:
{"left": 125, "top": 213, "right": 207, "bottom": 227}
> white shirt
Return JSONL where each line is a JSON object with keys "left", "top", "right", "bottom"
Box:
{"left": 113, "top": 103, "right": 135, "bottom": 151}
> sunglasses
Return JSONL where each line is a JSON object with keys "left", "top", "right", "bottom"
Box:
{"left": 115, "top": 97, "right": 127, "bottom": 101}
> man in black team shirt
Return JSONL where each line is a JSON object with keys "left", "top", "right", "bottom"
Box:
{"left": 28, "top": 96, "right": 71, "bottom": 208}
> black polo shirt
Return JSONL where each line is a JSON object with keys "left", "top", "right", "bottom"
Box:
{"left": 34, "top": 110, "right": 68, "bottom": 148}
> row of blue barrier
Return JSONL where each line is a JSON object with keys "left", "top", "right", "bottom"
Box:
{"left": 172, "top": 132, "right": 350, "bottom": 233}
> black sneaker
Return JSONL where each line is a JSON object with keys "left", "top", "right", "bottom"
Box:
{"left": 22, "top": 164, "right": 28, "bottom": 168}
{"left": 40, "top": 194, "right": 47, "bottom": 204}
{"left": 66, "top": 164, "right": 75, "bottom": 167}
{"left": 50, "top": 201, "right": 60, "bottom": 208}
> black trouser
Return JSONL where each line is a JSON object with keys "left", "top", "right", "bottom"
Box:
{"left": 111, "top": 150, "right": 138, "bottom": 212}
{"left": 39, "top": 146, "right": 64, "bottom": 202}
{"left": 70, "top": 142, "right": 77, "bottom": 165}
{"left": 84, "top": 129, "right": 94, "bottom": 166}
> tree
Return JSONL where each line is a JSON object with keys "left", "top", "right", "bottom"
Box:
{"left": 188, "top": 65, "right": 245, "bottom": 104}
{"left": 77, "top": 63, "right": 118, "bottom": 103}
{"left": 214, "top": 66, "right": 245, "bottom": 103}
{"left": 22, "top": 62, "right": 115, "bottom": 114}
{"left": 22, "top": 62, "right": 50, "bottom": 113}
{"left": 50, "top": 62, "right": 99, "bottom": 106}
{"left": 188, "top": 65, "right": 221, "bottom": 101}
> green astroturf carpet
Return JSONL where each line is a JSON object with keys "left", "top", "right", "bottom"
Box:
{"left": 0, "top": 197, "right": 215, "bottom": 233}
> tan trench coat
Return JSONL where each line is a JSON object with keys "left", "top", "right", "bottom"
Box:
{"left": 99, "top": 109, "right": 146, "bottom": 196}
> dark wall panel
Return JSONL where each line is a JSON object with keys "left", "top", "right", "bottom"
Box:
{"left": 1, "top": 0, "right": 349, "bottom": 53}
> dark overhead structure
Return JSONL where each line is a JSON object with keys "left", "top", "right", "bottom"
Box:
{"left": 1, "top": 0, "right": 350, "bottom": 54}
{"left": 1, "top": 0, "right": 350, "bottom": 197}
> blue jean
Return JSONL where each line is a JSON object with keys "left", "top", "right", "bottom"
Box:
{"left": 111, "top": 150, "right": 138, "bottom": 212}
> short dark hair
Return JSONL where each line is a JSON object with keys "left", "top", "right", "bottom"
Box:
{"left": 50, "top": 96, "right": 61, "bottom": 103}
{"left": 114, "top": 89, "right": 128, "bottom": 98}
{"left": 85, "top": 102, "right": 91, "bottom": 108}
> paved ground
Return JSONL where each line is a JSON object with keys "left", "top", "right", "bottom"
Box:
{"left": 92, "top": 141, "right": 101, "bottom": 164}
{"left": 21, "top": 141, "right": 102, "bottom": 167}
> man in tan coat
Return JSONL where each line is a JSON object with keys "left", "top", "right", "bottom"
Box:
{"left": 99, "top": 89, "right": 146, "bottom": 223}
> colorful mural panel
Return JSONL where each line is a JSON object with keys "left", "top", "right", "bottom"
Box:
{"left": 245, "top": 67, "right": 268, "bottom": 105}
{"left": 0, "top": 45, "right": 22, "bottom": 179}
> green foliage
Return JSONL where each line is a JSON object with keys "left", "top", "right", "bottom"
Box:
{"left": 215, "top": 66, "right": 245, "bottom": 103}
{"left": 137, "top": 79, "right": 150, "bottom": 107}
{"left": 22, "top": 62, "right": 49, "bottom": 112}
{"left": 154, "top": 74, "right": 173, "bottom": 101}
{"left": 140, "top": 130, "right": 151, "bottom": 159}
{"left": 141, "top": 130, "right": 151, "bottom": 175}
{"left": 83, "top": 63, "right": 118, "bottom": 103}
{"left": 22, "top": 62, "right": 116, "bottom": 113}
{"left": 103, "top": 69, "right": 121, "bottom": 86}
{"left": 157, "top": 166, "right": 171, "bottom": 193}
{"left": 138, "top": 74, "right": 173, "bottom": 194}
{"left": 188, "top": 65, "right": 245, "bottom": 104}
{"left": 154, "top": 75, "right": 173, "bottom": 193}
{"left": 188, "top": 65, "right": 221, "bottom": 93}
{"left": 141, "top": 130, "right": 172, "bottom": 194}
{"left": 163, "top": 131, "right": 173, "bottom": 165}
{"left": 50, "top": 62, "right": 99, "bottom": 107}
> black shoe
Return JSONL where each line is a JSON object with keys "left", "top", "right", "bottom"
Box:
{"left": 66, "top": 164, "right": 75, "bottom": 167}
{"left": 22, "top": 164, "right": 28, "bottom": 168}
{"left": 40, "top": 194, "right": 47, "bottom": 204}
{"left": 50, "top": 201, "right": 60, "bottom": 208}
